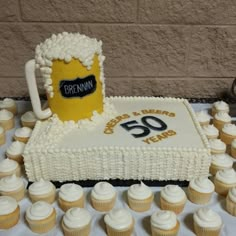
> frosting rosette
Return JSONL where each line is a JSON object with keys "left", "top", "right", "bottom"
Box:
{"left": 0, "top": 109, "right": 13, "bottom": 120}
{"left": 29, "top": 179, "right": 55, "bottom": 195}
{"left": 21, "top": 111, "right": 37, "bottom": 122}
{"left": 6, "top": 141, "right": 25, "bottom": 156}
{"left": 189, "top": 177, "right": 214, "bottom": 193}
{"left": 195, "top": 110, "right": 210, "bottom": 123}
{"left": 59, "top": 183, "right": 83, "bottom": 202}
{"left": 213, "top": 101, "right": 229, "bottom": 112}
{"left": 14, "top": 127, "right": 32, "bottom": 138}
{"left": 128, "top": 181, "right": 152, "bottom": 200}
{"left": 0, "top": 98, "right": 15, "bottom": 109}
{"left": 214, "top": 112, "right": 231, "bottom": 122}
{"left": 202, "top": 125, "right": 219, "bottom": 137}
{"left": 0, "top": 174, "right": 24, "bottom": 192}
{"left": 26, "top": 201, "right": 53, "bottom": 220}
{"left": 211, "top": 154, "right": 233, "bottom": 168}
{"left": 209, "top": 139, "right": 226, "bottom": 151}
{"left": 0, "top": 158, "right": 18, "bottom": 173}
{"left": 161, "top": 185, "right": 186, "bottom": 203}
{"left": 215, "top": 169, "right": 236, "bottom": 184}
{"left": 91, "top": 182, "right": 116, "bottom": 200}
{"left": 0, "top": 196, "right": 17, "bottom": 215}
{"left": 222, "top": 124, "right": 236, "bottom": 136}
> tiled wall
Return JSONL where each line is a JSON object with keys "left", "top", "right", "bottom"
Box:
{"left": 1, "top": 0, "right": 236, "bottom": 98}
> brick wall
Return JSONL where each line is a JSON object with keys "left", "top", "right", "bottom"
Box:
{"left": 1, "top": 0, "right": 236, "bottom": 98}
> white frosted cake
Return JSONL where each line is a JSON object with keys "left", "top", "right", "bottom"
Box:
{"left": 23, "top": 96, "right": 211, "bottom": 182}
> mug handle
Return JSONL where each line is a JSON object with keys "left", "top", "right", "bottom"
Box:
{"left": 25, "top": 59, "right": 52, "bottom": 119}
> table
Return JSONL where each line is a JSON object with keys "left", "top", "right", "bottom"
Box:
{"left": 0, "top": 101, "right": 236, "bottom": 236}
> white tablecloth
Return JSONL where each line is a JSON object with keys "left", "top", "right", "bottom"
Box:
{"left": 0, "top": 101, "right": 236, "bottom": 236}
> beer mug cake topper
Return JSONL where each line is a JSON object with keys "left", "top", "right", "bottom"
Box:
{"left": 25, "top": 32, "right": 105, "bottom": 121}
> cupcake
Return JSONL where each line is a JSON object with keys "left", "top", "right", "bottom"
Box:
{"left": 6, "top": 141, "right": 25, "bottom": 164}
{"left": 195, "top": 110, "right": 211, "bottom": 126}
{"left": 0, "top": 158, "right": 21, "bottom": 178}
{"left": 28, "top": 179, "right": 56, "bottom": 203}
{"left": 0, "top": 174, "right": 25, "bottom": 201}
{"left": 25, "top": 201, "right": 56, "bottom": 234}
{"left": 214, "top": 168, "right": 236, "bottom": 196}
{"left": 193, "top": 207, "right": 222, "bottom": 236}
{"left": 226, "top": 187, "right": 236, "bottom": 216}
{"left": 212, "top": 100, "right": 229, "bottom": 116}
{"left": 58, "top": 183, "right": 84, "bottom": 212}
{"left": 0, "top": 126, "right": 5, "bottom": 146}
{"left": 13, "top": 127, "right": 32, "bottom": 143}
{"left": 91, "top": 181, "right": 116, "bottom": 212}
{"left": 208, "top": 139, "right": 226, "bottom": 155}
{"left": 213, "top": 112, "right": 231, "bottom": 130}
{"left": 0, "top": 109, "right": 14, "bottom": 131}
{"left": 21, "top": 111, "right": 37, "bottom": 128}
{"left": 104, "top": 208, "right": 134, "bottom": 236}
{"left": 151, "top": 210, "right": 180, "bottom": 236}
{"left": 160, "top": 185, "right": 187, "bottom": 214}
{"left": 202, "top": 124, "right": 219, "bottom": 139}
{"left": 0, "top": 196, "right": 20, "bottom": 229}
{"left": 220, "top": 123, "right": 236, "bottom": 145}
{"left": 0, "top": 98, "right": 17, "bottom": 115}
{"left": 231, "top": 139, "right": 236, "bottom": 158}
{"left": 188, "top": 177, "right": 215, "bottom": 204}
{"left": 61, "top": 208, "right": 91, "bottom": 236}
{"left": 210, "top": 153, "right": 233, "bottom": 176}
{"left": 127, "top": 181, "right": 153, "bottom": 212}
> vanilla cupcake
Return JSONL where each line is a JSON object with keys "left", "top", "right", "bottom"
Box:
{"left": 91, "top": 182, "right": 116, "bottom": 212}
{"left": 127, "top": 181, "right": 153, "bottom": 212}
{"left": 0, "top": 175, "right": 25, "bottom": 201}
{"left": 214, "top": 168, "right": 236, "bottom": 196}
{"left": 212, "top": 101, "right": 229, "bottom": 116}
{"left": 196, "top": 110, "right": 211, "bottom": 126}
{"left": 193, "top": 208, "right": 222, "bottom": 236}
{"left": 209, "top": 139, "right": 226, "bottom": 155}
{"left": 188, "top": 177, "right": 215, "bottom": 204}
{"left": 6, "top": 141, "right": 25, "bottom": 164}
{"left": 231, "top": 139, "right": 236, "bottom": 158}
{"left": 226, "top": 187, "right": 236, "bottom": 216}
{"left": 151, "top": 210, "right": 180, "bottom": 236}
{"left": 0, "top": 196, "right": 20, "bottom": 229}
{"left": 62, "top": 208, "right": 91, "bottom": 236}
{"left": 59, "top": 183, "right": 84, "bottom": 212}
{"left": 13, "top": 127, "right": 32, "bottom": 143}
{"left": 0, "top": 109, "right": 14, "bottom": 130}
{"left": 25, "top": 201, "right": 56, "bottom": 234}
{"left": 21, "top": 111, "right": 37, "bottom": 128}
{"left": 220, "top": 123, "right": 236, "bottom": 145}
{"left": 28, "top": 179, "right": 56, "bottom": 203}
{"left": 0, "top": 126, "right": 5, "bottom": 146}
{"left": 0, "top": 158, "right": 21, "bottom": 178}
{"left": 210, "top": 153, "right": 233, "bottom": 176}
{"left": 160, "top": 185, "right": 187, "bottom": 214}
{"left": 213, "top": 112, "right": 231, "bottom": 130}
{"left": 104, "top": 208, "right": 134, "bottom": 236}
{"left": 0, "top": 98, "right": 17, "bottom": 115}
{"left": 202, "top": 124, "right": 219, "bottom": 139}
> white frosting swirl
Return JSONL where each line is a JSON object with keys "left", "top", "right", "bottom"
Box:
{"left": 211, "top": 154, "right": 233, "bottom": 168}
{"left": 151, "top": 210, "right": 177, "bottom": 230}
{"left": 104, "top": 208, "right": 133, "bottom": 230}
{"left": 193, "top": 208, "right": 222, "bottom": 228}
{"left": 0, "top": 159, "right": 18, "bottom": 173}
{"left": 21, "top": 111, "right": 37, "bottom": 122}
{"left": 0, "top": 98, "right": 15, "bottom": 108}
{"left": 0, "top": 109, "right": 13, "bottom": 120}
{"left": 6, "top": 141, "right": 25, "bottom": 156}
{"left": 0, "top": 126, "right": 4, "bottom": 134}
{"left": 14, "top": 127, "right": 32, "bottom": 138}
{"left": 0, "top": 196, "right": 18, "bottom": 215}
{"left": 213, "top": 101, "right": 229, "bottom": 112}
{"left": 128, "top": 182, "right": 152, "bottom": 200}
{"left": 222, "top": 124, "right": 236, "bottom": 136}
{"left": 59, "top": 183, "right": 83, "bottom": 202}
{"left": 202, "top": 125, "right": 219, "bottom": 137}
{"left": 214, "top": 112, "right": 231, "bottom": 122}
{"left": 209, "top": 139, "right": 226, "bottom": 151}
{"left": 161, "top": 185, "right": 186, "bottom": 203}
{"left": 26, "top": 201, "right": 53, "bottom": 220}
{"left": 195, "top": 110, "right": 210, "bottom": 123}
{"left": 0, "top": 174, "right": 24, "bottom": 192}
{"left": 215, "top": 169, "right": 236, "bottom": 185}
{"left": 228, "top": 187, "right": 236, "bottom": 203}
{"left": 189, "top": 177, "right": 214, "bottom": 193}
{"left": 63, "top": 208, "right": 91, "bottom": 229}
{"left": 29, "top": 179, "right": 55, "bottom": 195}
{"left": 91, "top": 182, "right": 116, "bottom": 200}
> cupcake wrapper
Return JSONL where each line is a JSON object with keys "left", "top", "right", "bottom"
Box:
{"left": 200, "top": 121, "right": 210, "bottom": 127}
{"left": 0, "top": 165, "right": 21, "bottom": 179}
{"left": 0, "top": 206, "right": 20, "bottom": 229}
{"left": 26, "top": 208, "right": 56, "bottom": 234}
{"left": 105, "top": 219, "right": 134, "bottom": 236}
{"left": 21, "top": 121, "right": 36, "bottom": 129}
{"left": 188, "top": 187, "right": 212, "bottom": 205}
{"left": 62, "top": 220, "right": 90, "bottom": 236}
{"left": 231, "top": 146, "right": 236, "bottom": 159}
{"left": 59, "top": 195, "right": 84, "bottom": 212}
{"left": 214, "top": 178, "right": 236, "bottom": 197}
{"left": 29, "top": 188, "right": 56, "bottom": 204}
{"left": 160, "top": 197, "right": 186, "bottom": 214}
{"left": 13, "top": 135, "right": 29, "bottom": 144}
{"left": 0, "top": 118, "right": 14, "bottom": 131}
{"left": 220, "top": 131, "right": 236, "bottom": 145}
{"left": 193, "top": 221, "right": 221, "bottom": 236}
{"left": 128, "top": 194, "right": 153, "bottom": 212}
{"left": 1, "top": 187, "right": 25, "bottom": 202}
{"left": 0, "top": 133, "right": 5, "bottom": 145}
{"left": 151, "top": 221, "right": 180, "bottom": 236}
{"left": 213, "top": 119, "right": 230, "bottom": 131}
{"left": 6, "top": 153, "right": 24, "bottom": 165}
{"left": 226, "top": 195, "right": 236, "bottom": 216}
{"left": 91, "top": 195, "right": 116, "bottom": 212}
